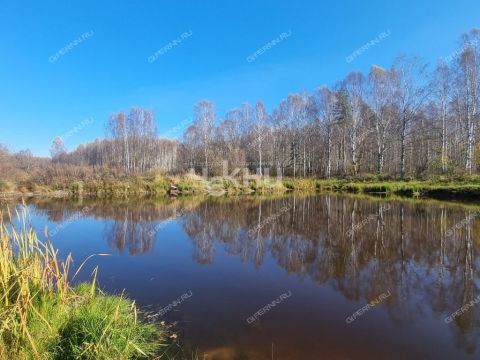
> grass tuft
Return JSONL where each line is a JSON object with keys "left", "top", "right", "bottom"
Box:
{"left": 0, "top": 206, "right": 164, "bottom": 359}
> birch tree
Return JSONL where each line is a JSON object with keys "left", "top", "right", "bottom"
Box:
{"left": 367, "top": 65, "right": 394, "bottom": 174}
{"left": 433, "top": 61, "right": 452, "bottom": 173}
{"left": 253, "top": 101, "right": 267, "bottom": 176}
{"left": 315, "top": 87, "right": 338, "bottom": 178}
{"left": 391, "top": 55, "right": 429, "bottom": 178}
{"left": 455, "top": 29, "right": 480, "bottom": 173}
{"left": 341, "top": 72, "right": 365, "bottom": 175}
{"left": 193, "top": 100, "right": 216, "bottom": 176}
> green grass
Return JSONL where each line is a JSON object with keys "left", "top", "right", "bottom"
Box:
{"left": 4, "top": 173, "right": 480, "bottom": 200}
{"left": 315, "top": 178, "right": 480, "bottom": 198}
{"left": 52, "top": 284, "right": 160, "bottom": 360}
{"left": 0, "top": 206, "right": 165, "bottom": 359}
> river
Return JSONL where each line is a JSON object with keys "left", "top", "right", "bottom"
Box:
{"left": 10, "top": 194, "right": 480, "bottom": 359}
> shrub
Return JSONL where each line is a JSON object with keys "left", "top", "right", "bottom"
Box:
{"left": 53, "top": 285, "right": 159, "bottom": 360}
{"left": 70, "top": 181, "right": 84, "bottom": 194}
{"left": 0, "top": 180, "right": 12, "bottom": 192}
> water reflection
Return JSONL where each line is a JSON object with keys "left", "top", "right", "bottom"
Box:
{"left": 30, "top": 197, "right": 202, "bottom": 255}
{"left": 28, "top": 194, "right": 480, "bottom": 358}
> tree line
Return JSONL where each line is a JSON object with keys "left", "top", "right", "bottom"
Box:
{"left": 3, "top": 28, "right": 480, "bottom": 180}
{"left": 184, "top": 29, "right": 480, "bottom": 179}
{"left": 50, "top": 108, "right": 178, "bottom": 174}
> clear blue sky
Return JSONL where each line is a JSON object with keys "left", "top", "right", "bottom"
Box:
{"left": 1, "top": 0, "right": 478, "bottom": 156}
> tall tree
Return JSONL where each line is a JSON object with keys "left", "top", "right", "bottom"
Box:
{"left": 50, "top": 137, "right": 66, "bottom": 162}
{"left": 341, "top": 72, "right": 366, "bottom": 175}
{"left": 193, "top": 100, "right": 216, "bottom": 176}
{"left": 315, "top": 87, "right": 338, "bottom": 178}
{"left": 454, "top": 29, "right": 480, "bottom": 174}
{"left": 367, "top": 65, "right": 394, "bottom": 174}
{"left": 391, "top": 55, "right": 429, "bottom": 178}
{"left": 253, "top": 101, "right": 267, "bottom": 176}
{"left": 433, "top": 60, "right": 452, "bottom": 174}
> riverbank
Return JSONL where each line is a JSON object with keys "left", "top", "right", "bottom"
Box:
{"left": 0, "top": 207, "right": 167, "bottom": 359}
{"left": 315, "top": 178, "right": 480, "bottom": 199}
{"left": 1, "top": 175, "right": 480, "bottom": 200}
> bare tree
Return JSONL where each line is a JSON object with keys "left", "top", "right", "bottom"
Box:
{"left": 341, "top": 72, "right": 365, "bottom": 175}
{"left": 315, "top": 87, "right": 338, "bottom": 178}
{"left": 391, "top": 55, "right": 429, "bottom": 178}
{"left": 253, "top": 101, "right": 267, "bottom": 176}
{"left": 454, "top": 29, "right": 480, "bottom": 174}
{"left": 50, "top": 137, "right": 66, "bottom": 162}
{"left": 17, "top": 27, "right": 480, "bottom": 181}
{"left": 193, "top": 100, "right": 216, "bottom": 176}
{"left": 433, "top": 60, "right": 452, "bottom": 174}
{"left": 367, "top": 65, "right": 394, "bottom": 174}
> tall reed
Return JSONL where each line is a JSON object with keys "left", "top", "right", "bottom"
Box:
{"left": 0, "top": 206, "right": 163, "bottom": 359}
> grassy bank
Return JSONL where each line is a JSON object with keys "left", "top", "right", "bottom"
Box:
{"left": 314, "top": 178, "right": 480, "bottom": 198}
{"left": 2, "top": 174, "right": 480, "bottom": 200}
{"left": 0, "top": 207, "right": 165, "bottom": 359}
{"left": 0, "top": 174, "right": 285, "bottom": 198}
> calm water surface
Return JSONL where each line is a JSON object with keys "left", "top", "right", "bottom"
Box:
{"left": 9, "top": 194, "right": 480, "bottom": 359}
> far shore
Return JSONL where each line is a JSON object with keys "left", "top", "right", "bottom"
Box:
{"left": 2, "top": 176, "right": 480, "bottom": 201}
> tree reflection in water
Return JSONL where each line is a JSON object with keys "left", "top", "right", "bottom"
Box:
{"left": 180, "top": 195, "right": 480, "bottom": 355}
{"left": 30, "top": 194, "right": 480, "bottom": 355}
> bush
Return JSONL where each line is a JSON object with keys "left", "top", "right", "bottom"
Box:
{"left": 70, "top": 181, "right": 84, "bottom": 194}
{"left": 283, "top": 180, "right": 295, "bottom": 190}
{"left": 54, "top": 285, "right": 159, "bottom": 360}
{"left": 0, "top": 180, "right": 13, "bottom": 192}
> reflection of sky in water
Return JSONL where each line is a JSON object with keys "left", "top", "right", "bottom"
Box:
{"left": 13, "top": 195, "right": 480, "bottom": 360}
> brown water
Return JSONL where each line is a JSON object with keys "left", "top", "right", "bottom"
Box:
{"left": 13, "top": 194, "right": 480, "bottom": 359}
